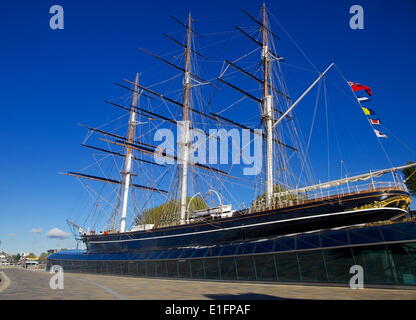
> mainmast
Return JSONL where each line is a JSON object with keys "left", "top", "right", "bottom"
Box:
{"left": 261, "top": 4, "right": 274, "bottom": 207}
{"left": 179, "top": 13, "right": 193, "bottom": 224}
{"left": 119, "top": 73, "right": 139, "bottom": 233}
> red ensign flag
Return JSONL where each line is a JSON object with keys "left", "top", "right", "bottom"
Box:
{"left": 347, "top": 81, "right": 373, "bottom": 96}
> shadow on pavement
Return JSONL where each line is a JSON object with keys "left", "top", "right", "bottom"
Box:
{"left": 204, "top": 293, "right": 304, "bottom": 300}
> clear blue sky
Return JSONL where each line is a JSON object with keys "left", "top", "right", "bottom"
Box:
{"left": 1, "top": 0, "right": 415, "bottom": 255}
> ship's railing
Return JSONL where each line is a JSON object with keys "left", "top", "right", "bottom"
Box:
{"left": 249, "top": 181, "right": 408, "bottom": 214}
{"left": 84, "top": 229, "right": 119, "bottom": 236}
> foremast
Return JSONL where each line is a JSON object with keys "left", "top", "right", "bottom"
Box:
{"left": 120, "top": 73, "right": 139, "bottom": 233}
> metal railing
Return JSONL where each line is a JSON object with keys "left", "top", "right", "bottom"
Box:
{"left": 249, "top": 181, "right": 408, "bottom": 213}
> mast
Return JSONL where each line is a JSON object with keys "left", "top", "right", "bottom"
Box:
{"left": 261, "top": 4, "right": 274, "bottom": 207}
{"left": 119, "top": 73, "right": 139, "bottom": 233}
{"left": 179, "top": 13, "right": 192, "bottom": 224}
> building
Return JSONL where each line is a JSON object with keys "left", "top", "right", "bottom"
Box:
{"left": 48, "top": 220, "right": 416, "bottom": 287}
{"left": 0, "top": 251, "right": 11, "bottom": 265}
{"left": 23, "top": 259, "right": 39, "bottom": 268}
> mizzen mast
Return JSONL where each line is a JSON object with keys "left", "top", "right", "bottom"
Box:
{"left": 119, "top": 73, "right": 139, "bottom": 233}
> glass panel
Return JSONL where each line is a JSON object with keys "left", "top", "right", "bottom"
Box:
{"left": 107, "top": 262, "right": 115, "bottom": 274}
{"left": 115, "top": 262, "right": 123, "bottom": 275}
{"left": 147, "top": 251, "right": 160, "bottom": 259}
{"left": 352, "top": 245, "right": 396, "bottom": 284}
{"left": 324, "top": 248, "right": 355, "bottom": 283}
{"left": 107, "top": 262, "right": 114, "bottom": 274}
{"left": 103, "top": 261, "right": 109, "bottom": 274}
{"left": 100, "top": 262, "right": 107, "bottom": 274}
{"left": 121, "top": 261, "right": 128, "bottom": 274}
{"left": 275, "top": 252, "right": 300, "bottom": 282}
{"left": 321, "top": 230, "right": 349, "bottom": 248}
{"left": 209, "top": 246, "right": 223, "bottom": 257}
{"left": 180, "top": 249, "right": 194, "bottom": 259}
{"left": 146, "top": 261, "right": 157, "bottom": 276}
{"left": 388, "top": 242, "right": 416, "bottom": 285}
{"left": 167, "top": 250, "right": 182, "bottom": 259}
{"left": 381, "top": 222, "right": 416, "bottom": 242}
{"left": 99, "top": 261, "right": 105, "bottom": 274}
{"left": 221, "top": 245, "right": 238, "bottom": 256}
{"left": 87, "top": 261, "right": 96, "bottom": 273}
{"left": 190, "top": 259, "right": 205, "bottom": 279}
{"left": 157, "top": 251, "right": 168, "bottom": 260}
{"left": 191, "top": 248, "right": 208, "bottom": 258}
{"left": 254, "top": 254, "right": 277, "bottom": 281}
{"left": 219, "top": 257, "right": 237, "bottom": 280}
{"left": 178, "top": 260, "right": 191, "bottom": 278}
{"left": 136, "top": 252, "right": 147, "bottom": 260}
{"left": 127, "top": 261, "right": 136, "bottom": 275}
{"left": 110, "top": 261, "right": 116, "bottom": 274}
{"left": 298, "top": 251, "right": 327, "bottom": 282}
{"left": 137, "top": 261, "right": 145, "bottom": 276}
{"left": 204, "top": 258, "right": 220, "bottom": 279}
{"left": 156, "top": 261, "right": 166, "bottom": 277}
{"left": 236, "top": 242, "right": 256, "bottom": 255}
{"left": 253, "top": 241, "right": 274, "bottom": 253}
{"left": 166, "top": 260, "right": 178, "bottom": 277}
{"left": 236, "top": 255, "right": 256, "bottom": 281}
{"left": 348, "top": 228, "right": 383, "bottom": 245}
{"left": 72, "top": 261, "right": 78, "bottom": 271}
{"left": 176, "top": 250, "right": 187, "bottom": 259}
{"left": 275, "top": 237, "right": 296, "bottom": 252}
{"left": 297, "top": 234, "right": 320, "bottom": 250}
{"left": 96, "top": 261, "right": 104, "bottom": 274}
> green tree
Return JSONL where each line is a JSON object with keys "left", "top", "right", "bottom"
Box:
{"left": 402, "top": 161, "right": 416, "bottom": 196}
{"left": 13, "top": 253, "right": 21, "bottom": 262}
{"left": 27, "top": 253, "right": 37, "bottom": 259}
{"left": 135, "top": 197, "right": 208, "bottom": 226}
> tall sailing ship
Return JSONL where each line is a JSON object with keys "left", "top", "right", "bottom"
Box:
{"left": 55, "top": 5, "right": 414, "bottom": 258}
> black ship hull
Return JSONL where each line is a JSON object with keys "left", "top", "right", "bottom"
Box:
{"left": 84, "top": 189, "right": 409, "bottom": 254}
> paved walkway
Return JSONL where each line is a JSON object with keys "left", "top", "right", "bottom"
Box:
{"left": 0, "top": 268, "right": 415, "bottom": 300}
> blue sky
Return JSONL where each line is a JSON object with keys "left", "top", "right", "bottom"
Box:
{"left": 1, "top": 0, "right": 415, "bottom": 255}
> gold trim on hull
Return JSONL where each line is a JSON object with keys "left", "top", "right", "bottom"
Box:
{"left": 352, "top": 195, "right": 411, "bottom": 212}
